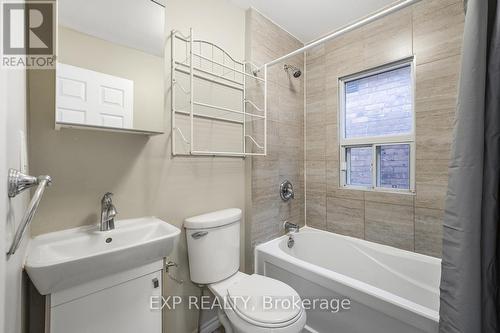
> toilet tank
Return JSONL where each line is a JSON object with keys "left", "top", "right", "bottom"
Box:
{"left": 184, "top": 209, "right": 241, "bottom": 285}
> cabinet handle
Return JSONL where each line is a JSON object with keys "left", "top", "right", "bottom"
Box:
{"left": 152, "top": 278, "right": 159, "bottom": 289}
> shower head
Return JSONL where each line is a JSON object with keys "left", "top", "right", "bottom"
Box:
{"left": 284, "top": 64, "right": 302, "bottom": 78}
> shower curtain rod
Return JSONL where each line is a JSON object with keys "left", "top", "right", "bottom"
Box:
{"left": 265, "top": 0, "right": 422, "bottom": 67}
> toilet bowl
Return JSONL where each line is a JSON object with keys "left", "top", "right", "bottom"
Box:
{"left": 209, "top": 272, "right": 306, "bottom": 333}
{"left": 184, "top": 209, "right": 306, "bottom": 333}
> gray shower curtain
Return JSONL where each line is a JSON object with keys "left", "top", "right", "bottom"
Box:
{"left": 439, "top": 0, "right": 500, "bottom": 332}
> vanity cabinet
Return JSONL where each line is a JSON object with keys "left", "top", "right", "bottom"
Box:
{"left": 28, "top": 261, "right": 164, "bottom": 333}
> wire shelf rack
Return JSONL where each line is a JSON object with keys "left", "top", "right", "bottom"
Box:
{"left": 171, "top": 29, "right": 267, "bottom": 157}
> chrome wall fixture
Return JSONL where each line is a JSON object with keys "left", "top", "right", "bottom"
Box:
{"left": 7, "top": 169, "right": 52, "bottom": 256}
{"left": 280, "top": 180, "right": 295, "bottom": 201}
{"left": 165, "top": 260, "right": 184, "bottom": 284}
{"left": 283, "top": 64, "right": 302, "bottom": 78}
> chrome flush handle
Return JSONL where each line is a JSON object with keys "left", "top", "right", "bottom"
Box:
{"left": 191, "top": 231, "right": 208, "bottom": 239}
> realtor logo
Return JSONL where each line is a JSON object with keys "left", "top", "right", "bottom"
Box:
{"left": 2, "top": 1, "right": 56, "bottom": 68}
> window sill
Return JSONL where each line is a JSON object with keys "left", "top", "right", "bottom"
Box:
{"left": 339, "top": 186, "right": 416, "bottom": 196}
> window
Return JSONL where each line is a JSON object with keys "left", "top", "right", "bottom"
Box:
{"left": 339, "top": 59, "right": 415, "bottom": 192}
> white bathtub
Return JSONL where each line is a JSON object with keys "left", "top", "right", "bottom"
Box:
{"left": 255, "top": 227, "right": 441, "bottom": 333}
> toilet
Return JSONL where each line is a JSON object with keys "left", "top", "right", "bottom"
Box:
{"left": 184, "top": 208, "right": 306, "bottom": 333}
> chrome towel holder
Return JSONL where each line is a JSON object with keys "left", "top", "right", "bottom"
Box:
{"left": 7, "top": 169, "right": 52, "bottom": 256}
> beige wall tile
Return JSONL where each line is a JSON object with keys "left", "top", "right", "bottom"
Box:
{"left": 364, "top": 191, "right": 414, "bottom": 207}
{"left": 361, "top": 7, "right": 413, "bottom": 69}
{"left": 265, "top": 81, "right": 281, "bottom": 122}
{"left": 306, "top": 99, "right": 326, "bottom": 131}
{"left": 247, "top": 8, "right": 304, "bottom": 259}
{"left": 325, "top": 95, "right": 338, "bottom": 125}
{"left": 415, "top": 207, "right": 443, "bottom": 257}
{"left": 416, "top": 159, "right": 450, "bottom": 183}
{"left": 329, "top": 187, "right": 365, "bottom": 201}
{"left": 306, "top": 130, "right": 326, "bottom": 161}
{"left": 415, "top": 55, "right": 461, "bottom": 114}
{"left": 325, "top": 39, "right": 364, "bottom": 79}
{"left": 259, "top": 120, "right": 280, "bottom": 159}
{"left": 325, "top": 123, "right": 339, "bottom": 160}
{"left": 306, "top": 192, "right": 327, "bottom": 230}
{"left": 365, "top": 202, "right": 415, "bottom": 251}
{"left": 415, "top": 183, "right": 448, "bottom": 211}
{"left": 326, "top": 159, "right": 339, "bottom": 192}
{"left": 416, "top": 110, "right": 455, "bottom": 160}
{"left": 413, "top": 0, "right": 464, "bottom": 64}
{"left": 306, "top": 45, "right": 326, "bottom": 62}
{"left": 324, "top": 27, "right": 364, "bottom": 55}
{"left": 327, "top": 197, "right": 364, "bottom": 238}
{"left": 306, "top": 160, "right": 326, "bottom": 193}
{"left": 252, "top": 158, "right": 280, "bottom": 203}
{"left": 306, "top": 58, "right": 326, "bottom": 98}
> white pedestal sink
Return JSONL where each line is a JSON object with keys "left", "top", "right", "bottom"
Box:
{"left": 25, "top": 217, "right": 180, "bottom": 295}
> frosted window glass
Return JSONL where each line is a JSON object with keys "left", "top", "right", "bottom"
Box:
{"left": 377, "top": 144, "right": 410, "bottom": 189}
{"left": 344, "top": 65, "right": 412, "bottom": 138}
{"left": 347, "top": 147, "right": 372, "bottom": 186}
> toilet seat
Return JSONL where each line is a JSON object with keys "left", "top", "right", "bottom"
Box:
{"left": 229, "top": 297, "right": 304, "bottom": 329}
{"left": 210, "top": 273, "right": 304, "bottom": 329}
{"left": 228, "top": 274, "right": 303, "bottom": 328}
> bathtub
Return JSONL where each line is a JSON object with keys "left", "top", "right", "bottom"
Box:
{"left": 255, "top": 227, "right": 441, "bottom": 333}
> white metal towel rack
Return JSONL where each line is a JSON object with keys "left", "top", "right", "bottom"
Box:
{"left": 171, "top": 29, "right": 267, "bottom": 157}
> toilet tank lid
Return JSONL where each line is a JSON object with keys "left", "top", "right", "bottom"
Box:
{"left": 184, "top": 208, "right": 242, "bottom": 229}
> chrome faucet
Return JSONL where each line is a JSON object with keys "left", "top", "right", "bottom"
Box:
{"left": 283, "top": 220, "right": 300, "bottom": 234}
{"left": 283, "top": 221, "right": 299, "bottom": 248}
{"left": 100, "top": 192, "right": 117, "bottom": 231}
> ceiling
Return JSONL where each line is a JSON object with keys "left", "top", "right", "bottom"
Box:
{"left": 58, "top": 0, "right": 165, "bottom": 57}
{"left": 229, "top": 0, "right": 399, "bottom": 43}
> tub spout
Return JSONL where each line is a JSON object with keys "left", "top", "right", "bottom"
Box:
{"left": 284, "top": 221, "right": 300, "bottom": 234}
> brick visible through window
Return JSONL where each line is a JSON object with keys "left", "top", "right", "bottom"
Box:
{"left": 377, "top": 144, "right": 410, "bottom": 190}
{"left": 344, "top": 65, "right": 412, "bottom": 139}
{"left": 347, "top": 147, "right": 372, "bottom": 186}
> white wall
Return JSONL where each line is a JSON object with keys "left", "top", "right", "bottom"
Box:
{"left": 0, "top": 66, "right": 7, "bottom": 333}
{"left": 167, "top": 0, "right": 246, "bottom": 61}
{"left": 2, "top": 68, "right": 30, "bottom": 332}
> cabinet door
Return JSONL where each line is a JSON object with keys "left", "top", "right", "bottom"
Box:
{"left": 56, "top": 63, "right": 134, "bottom": 129}
{"left": 51, "top": 270, "right": 162, "bottom": 333}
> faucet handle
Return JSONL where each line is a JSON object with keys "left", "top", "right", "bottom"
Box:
{"left": 101, "top": 192, "right": 113, "bottom": 205}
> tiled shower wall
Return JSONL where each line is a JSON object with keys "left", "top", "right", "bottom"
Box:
{"left": 305, "top": 0, "right": 465, "bottom": 258}
{"left": 245, "top": 9, "right": 305, "bottom": 271}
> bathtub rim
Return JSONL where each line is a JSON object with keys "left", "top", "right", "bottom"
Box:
{"left": 254, "top": 227, "right": 440, "bottom": 325}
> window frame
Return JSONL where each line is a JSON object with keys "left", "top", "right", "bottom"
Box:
{"left": 338, "top": 57, "right": 416, "bottom": 194}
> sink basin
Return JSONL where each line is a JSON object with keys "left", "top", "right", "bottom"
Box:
{"left": 25, "top": 217, "right": 180, "bottom": 295}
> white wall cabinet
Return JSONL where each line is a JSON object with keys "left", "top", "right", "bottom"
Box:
{"left": 49, "top": 261, "right": 162, "bottom": 333}
{"left": 56, "top": 63, "right": 134, "bottom": 129}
